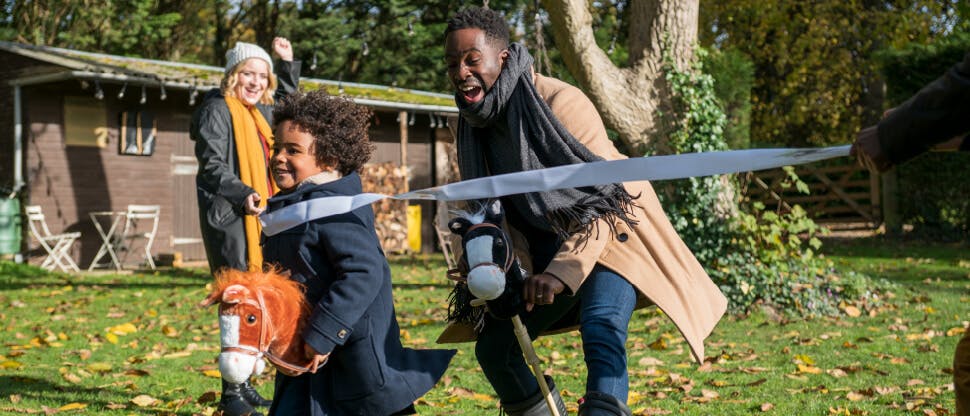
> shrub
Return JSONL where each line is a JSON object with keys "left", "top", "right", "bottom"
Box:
{"left": 659, "top": 47, "right": 891, "bottom": 316}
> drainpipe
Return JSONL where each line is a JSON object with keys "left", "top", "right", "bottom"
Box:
{"left": 11, "top": 84, "right": 23, "bottom": 197}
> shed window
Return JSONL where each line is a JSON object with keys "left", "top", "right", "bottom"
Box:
{"left": 63, "top": 96, "right": 108, "bottom": 147}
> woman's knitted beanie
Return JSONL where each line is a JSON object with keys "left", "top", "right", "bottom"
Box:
{"left": 225, "top": 42, "right": 273, "bottom": 74}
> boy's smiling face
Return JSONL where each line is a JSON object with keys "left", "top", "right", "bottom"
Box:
{"left": 271, "top": 120, "right": 331, "bottom": 191}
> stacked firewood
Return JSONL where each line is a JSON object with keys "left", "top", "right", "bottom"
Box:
{"left": 361, "top": 162, "right": 410, "bottom": 253}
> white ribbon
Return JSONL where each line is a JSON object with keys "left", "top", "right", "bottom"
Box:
{"left": 260, "top": 145, "right": 851, "bottom": 236}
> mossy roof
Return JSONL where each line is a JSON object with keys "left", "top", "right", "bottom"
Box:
{"left": 0, "top": 41, "right": 457, "bottom": 111}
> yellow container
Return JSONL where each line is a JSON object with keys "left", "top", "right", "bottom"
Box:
{"left": 407, "top": 205, "right": 421, "bottom": 253}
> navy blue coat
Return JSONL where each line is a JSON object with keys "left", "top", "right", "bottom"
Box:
{"left": 262, "top": 173, "right": 455, "bottom": 416}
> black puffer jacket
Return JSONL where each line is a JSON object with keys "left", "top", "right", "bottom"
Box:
{"left": 190, "top": 60, "right": 300, "bottom": 272}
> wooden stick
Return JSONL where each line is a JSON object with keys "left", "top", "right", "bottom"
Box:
{"left": 511, "top": 315, "right": 560, "bottom": 416}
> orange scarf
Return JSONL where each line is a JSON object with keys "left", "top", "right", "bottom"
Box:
{"left": 225, "top": 96, "right": 279, "bottom": 270}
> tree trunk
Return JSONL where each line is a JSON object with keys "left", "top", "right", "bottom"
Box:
{"left": 541, "top": 0, "right": 698, "bottom": 155}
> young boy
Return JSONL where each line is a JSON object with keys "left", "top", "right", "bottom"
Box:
{"left": 262, "top": 90, "right": 455, "bottom": 415}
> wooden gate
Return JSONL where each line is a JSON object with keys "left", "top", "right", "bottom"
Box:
{"left": 742, "top": 159, "right": 880, "bottom": 224}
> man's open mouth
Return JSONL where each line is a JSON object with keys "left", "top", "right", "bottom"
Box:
{"left": 459, "top": 84, "right": 484, "bottom": 103}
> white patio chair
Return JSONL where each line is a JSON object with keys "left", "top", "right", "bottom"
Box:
{"left": 434, "top": 203, "right": 459, "bottom": 270}
{"left": 25, "top": 205, "right": 81, "bottom": 272}
{"left": 119, "top": 204, "right": 160, "bottom": 270}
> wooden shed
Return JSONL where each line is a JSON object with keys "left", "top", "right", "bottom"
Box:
{"left": 0, "top": 41, "right": 458, "bottom": 269}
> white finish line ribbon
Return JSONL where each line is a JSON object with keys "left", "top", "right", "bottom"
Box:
{"left": 260, "top": 145, "right": 851, "bottom": 236}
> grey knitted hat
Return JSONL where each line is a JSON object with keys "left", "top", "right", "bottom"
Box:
{"left": 225, "top": 42, "right": 273, "bottom": 73}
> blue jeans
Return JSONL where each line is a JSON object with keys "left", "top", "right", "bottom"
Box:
{"left": 475, "top": 264, "right": 637, "bottom": 404}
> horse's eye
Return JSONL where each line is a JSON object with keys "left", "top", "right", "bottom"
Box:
{"left": 246, "top": 314, "right": 257, "bottom": 324}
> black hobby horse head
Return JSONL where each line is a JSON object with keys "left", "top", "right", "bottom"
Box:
{"left": 447, "top": 200, "right": 526, "bottom": 323}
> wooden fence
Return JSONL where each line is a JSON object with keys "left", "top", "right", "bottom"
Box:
{"left": 741, "top": 159, "right": 881, "bottom": 225}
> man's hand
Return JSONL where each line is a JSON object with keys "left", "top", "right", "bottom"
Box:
{"left": 272, "top": 37, "right": 293, "bottom": 62}
{"left": 850, "top": 126, "right": 893, "bottom": 173}
{"left": 243, "top": 193, "right": 264, "bottom": 216}
{"left": 523, "top": 273, "right": 565, "bottom": 312}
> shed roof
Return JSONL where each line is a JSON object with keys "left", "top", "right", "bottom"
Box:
{"left": 0, "top": 41, "right": 457, "bottom": 114}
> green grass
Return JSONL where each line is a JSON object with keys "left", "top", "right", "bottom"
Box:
{"left": 0, "top": 237, "right": 967, "bottom": 415}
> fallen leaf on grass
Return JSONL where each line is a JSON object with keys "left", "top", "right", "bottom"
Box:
{"left": 202, "top": 369, "right": 221, "bottom": 378}
{"left": 827, "top": 369, "right": 847, "bottom": 378}
{"left": 760, "top": 403, "right": 774, "bottom": 412}
{"left": 161, "top": 325, "right": 178, "bottom": 337}
{"left": 843, "top": 306, "right": 861, "bottom": 317}
{"left": 58, "top": 402, "right": 87, "bottom": 411}
{"left": 197, "top": 391, "right": 218, "bottom": 404}
{"left": 648, "top": 338, "right": 667, "bottom": 351}
{"left": 87, "top": 362, "right": 112, "bottom": 373}
{"left": 747, "top": 378, "right": 767, "bottom": 387}
{"left": 0, "top": 360, "right": 23, "bottom": 369}
{"left": 797, "top": 364, "right": 822, "bottom": 374}
{"left": 108, "top": 323, "right": 138, "bottom": 335}
{"left": 131, "top": 395, "right": 158, "bottom": 407}
{"left": 638, "top": 357, "right": 664, "bottom": 366}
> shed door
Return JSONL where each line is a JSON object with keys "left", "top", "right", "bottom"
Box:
{"left": 171, "top": 121, "right": 206, "bottom": 262}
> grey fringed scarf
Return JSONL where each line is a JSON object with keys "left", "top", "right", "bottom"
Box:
{"left": 456, "top": 43, "right": 636, "bottom": 243}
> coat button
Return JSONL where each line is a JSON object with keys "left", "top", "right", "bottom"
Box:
{"left": 617, "top": 233, "right": 628, "bottom": 242}
{"left": 337, "top": 329, "right": 347, "bottom": 338}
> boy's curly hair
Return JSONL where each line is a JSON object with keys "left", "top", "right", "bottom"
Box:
{"left": 272, "top": 90, "right": 375, "bottom": 175}
{"left": 445, "top": 6, "right": 509, "bottom": 48}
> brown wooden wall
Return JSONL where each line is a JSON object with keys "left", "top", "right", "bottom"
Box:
{"left": 22, "top": 80, "right": 183, "bottom": 268}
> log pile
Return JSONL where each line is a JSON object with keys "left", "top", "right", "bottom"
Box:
{"left": 361, "top": 162, "right": 410, "bottom": 253}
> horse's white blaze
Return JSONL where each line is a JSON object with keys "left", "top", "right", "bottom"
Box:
{"left": 220, "top": 314, "right": 241, "bottom": 347}
{"left": 466, "top": 235, "right": 494, "bottom": 267}
{"left": 466, "top": 234, "right": 506, "bottom": 300}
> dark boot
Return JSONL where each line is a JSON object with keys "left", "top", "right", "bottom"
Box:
{"left": 502, "top": 376, "right": 568, "bottom": 416}
{"left": 577, "top": 391, "right": 632, "bottom": 416}
{"left": 239, "top": 379, "right": 272, "bottom": 407}
{"left": 219, "top": 380, "right": 263, "bottom": 416}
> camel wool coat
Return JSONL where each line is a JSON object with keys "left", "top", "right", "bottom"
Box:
{"left": 438, "top": 73, "right": 727, "bottom": 364}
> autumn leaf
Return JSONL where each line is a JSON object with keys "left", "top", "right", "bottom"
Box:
{"left": 0, "top": 360, "right": 23, "bottom": 369}
{"left": 648, "top": 338, "right": 667, "bottom": 351}
{"left": 162, "top": 325, "right": 179, "bottom": 337}
{"left": 843, "top": 306, "right": 862, "bottom": 317}
{"left": 202, "top": 369, "right": 221, "bottom": 378}
{"left": 797, "top": 364, "right": 822, "bottom": 374}
{"left": 108, "top": 322, "right": 138, "bottom": 335}
{"left": 130, "top": 394, "right": 158, "bottom": 407}
{"left": 58, "top": 402, "right": 87, "bottom": 411}
{"left": 760, "top": 403, "right": 774, "bottom": 412}
{"left": 197, "top": 391, "right": 218, "bottom": 404}
{"left": 87, "top": 362, "right": 112, "bottom": 373}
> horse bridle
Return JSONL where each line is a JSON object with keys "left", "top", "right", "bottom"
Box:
{"left": 219, "top": 290, "right": 317, "bottom": 375}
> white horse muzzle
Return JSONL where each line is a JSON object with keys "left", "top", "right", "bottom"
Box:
{"left": 467, "top": 264, "right": 506, "bottom": 300}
